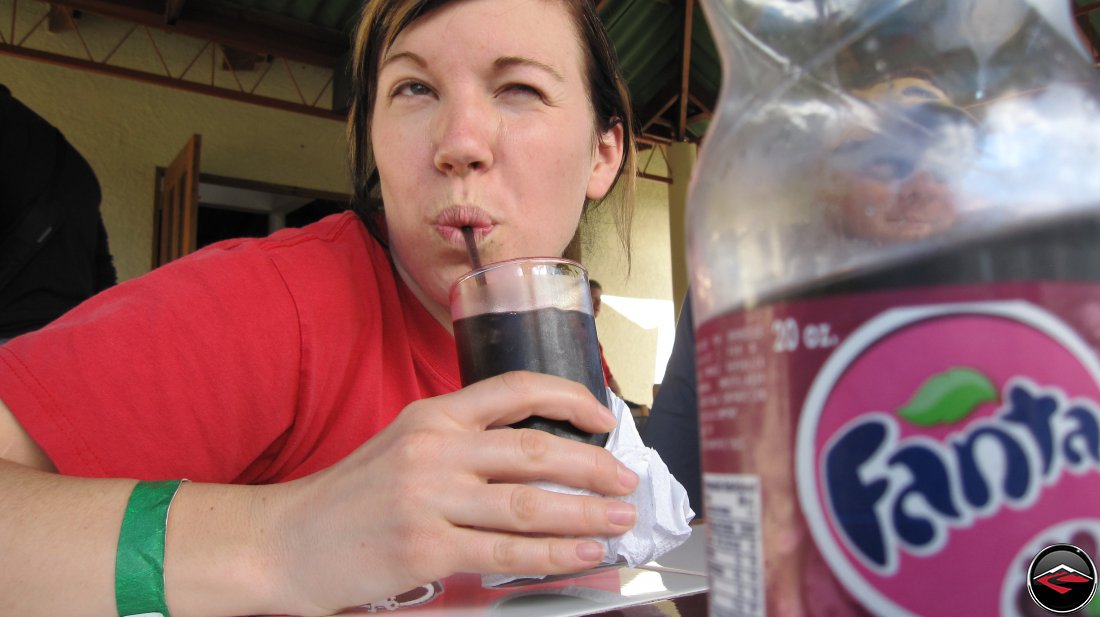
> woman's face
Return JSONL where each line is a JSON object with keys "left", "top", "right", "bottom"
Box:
{"left": 824, "top": 169, "right": 958, "bottom": 243}
{"left": 370, "top": 0, "right": 624, "bottom": 325}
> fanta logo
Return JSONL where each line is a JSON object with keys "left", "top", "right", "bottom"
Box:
{"left": 824, "top": 377, "right": 1100, "bottom": 575}
{"left": 796, "top": 300, "right": 1100, "bottom": 617}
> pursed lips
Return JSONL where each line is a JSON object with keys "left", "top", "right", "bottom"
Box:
{"left": 434, "top": 205, "right": 495, "bottom": 244}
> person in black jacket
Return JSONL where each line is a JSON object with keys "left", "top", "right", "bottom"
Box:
{"left": 0, "top": 84, "right": 116, "bottom": 342}
{"left": 643, "top": 293, "right": 702, "bottom": 514}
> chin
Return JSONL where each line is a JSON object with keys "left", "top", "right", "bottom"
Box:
{"left": 436, "top": 266, "right": 465, "bottom": 294}
{"left": 879, "top": 221, "right": 940, "bottom": 242}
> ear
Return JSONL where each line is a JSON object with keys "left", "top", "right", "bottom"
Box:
{"left": 586, "top": 121, "right": 625, "bottom": 200}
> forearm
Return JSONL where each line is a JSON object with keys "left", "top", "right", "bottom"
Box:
{"left": 0, "top": 461, "right": 288, "bottom": 617}
{"left": 0, "top": 461, "right": 133, "bottom": 616}
{"left": 0, "top": 373, "right": 639, "bottom": 617}
{"left": 165, "top": 481, "right": 293, "bottom": 617}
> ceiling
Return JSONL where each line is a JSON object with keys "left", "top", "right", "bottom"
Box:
{"left": 20, "top": 0, "right": 1100, "bottom": 148}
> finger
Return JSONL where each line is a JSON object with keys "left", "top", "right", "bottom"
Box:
{"left": 446, "top": 526, "right": 608, "bottom": 577}
{"left": 462, "top": 428, "right": 637, "bottom": 495}
{"left": 445, "top": 481, "right": 636, "bottom": 537}
{"left": 436, "top": 371, "right": 616, "bottom": 434}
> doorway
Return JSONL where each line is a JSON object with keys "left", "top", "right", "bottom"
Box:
{"left": 153, "top": 135, "right": 350, "bottom": 269}
{"left": 192, "top": 176, "right": 348, "bottom": 248}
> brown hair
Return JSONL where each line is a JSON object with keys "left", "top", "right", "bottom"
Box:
{"left": 346, "top": 0, "right": 636, "bottom": 260}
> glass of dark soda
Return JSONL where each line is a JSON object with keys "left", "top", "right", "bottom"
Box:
{"left": 449, "top": 257, "right": 609, "bottom": 446}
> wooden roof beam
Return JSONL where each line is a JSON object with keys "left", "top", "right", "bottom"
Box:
{"left": 1075, "top": 2, "right": 1100, "bottom": 17}
{"left": 687, "top": 111, "right": 710, "bottom": 125}
{"left": 650, "top": 117, "right": 675, "bottom": 130}
{"left": 639, "top": 131, "right": 673, "bottom": 144}
{"left": 165, "top": 0, "right": 186, "bottom": 25}
{"left": 678, "top": 0, "right": 694, "bottom": 141}
{"left": 47, "top": 5, "right": 78, "bottom": 32}
{"left": 47, "top": 0, "right": 344, "bottom": 66}
{"left": 0, "top": 41, "right": 343, "bottom": 120}
{"left": 688, "top": 92, "right": 711, "bottom": 116}
{"left": 1076, "top": 12, "right": 1100, "bottom": 63}
{"left": 689, "top": 78, "right": 718, "bottom": 112}
{"left": 640, "top": 93, "right": 679, "bottom": 134}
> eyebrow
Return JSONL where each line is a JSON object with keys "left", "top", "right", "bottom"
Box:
{"left": 494, "top": 56, "right": 565, "bottom": 83}
{"left": 379, "top": 51, "right": 565, "bottom": 83}
{"left": 380, "top": 51, "right": 426, "bottom": 72}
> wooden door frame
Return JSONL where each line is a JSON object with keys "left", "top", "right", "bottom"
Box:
{"left": 153, "top": 134, "right": 201, "bottom": 269}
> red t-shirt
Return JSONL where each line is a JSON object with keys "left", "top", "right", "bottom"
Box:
{"left": 0, "top": 212, "right": 460, "bottom": 483}
{"left": 598, "top": 342, "right": 614, "bottom": 385}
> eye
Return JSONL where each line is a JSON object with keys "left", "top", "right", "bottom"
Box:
{"left": 392, "top": 81, "right": 434, "bottom": 98}
{"left": 902, "top": 85, "right": 940, "bottom": 101}
{"left": 862, "top": 156, "right": 916, "bottom": 181}
{"left": 499, "top": 83, "right": 543, "bottom": 100}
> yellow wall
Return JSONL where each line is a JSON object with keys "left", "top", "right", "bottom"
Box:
{"left": 0, "top": 56, "right": 350, "bottom": 281}
{"left": 585, "top": 149, "right": 675, "bottom": 406}
{"left": 2, "top": 0, "right": 349, "bottom": 280}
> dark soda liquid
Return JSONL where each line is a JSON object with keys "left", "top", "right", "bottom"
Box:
{"left": 453, "top": 307, "right": 610, "bottom": 446}
{"left": 789, "top": 215, "right": 1100, "bottom": 301}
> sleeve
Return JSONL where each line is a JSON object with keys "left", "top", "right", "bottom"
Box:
{"left": 599, "top": 342, "right": 614, "bottom": 384}
{"left": 643, "top": 292, "right": 702, "bottom": 514}
{"left": 0, "top": 240, "right": 302, "bottom": 482}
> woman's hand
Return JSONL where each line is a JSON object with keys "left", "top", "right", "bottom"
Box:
{"left": 268, "top": 371, "right": 639, "bottom": 616}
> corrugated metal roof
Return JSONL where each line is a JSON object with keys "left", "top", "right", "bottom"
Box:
{"left": 601, "top": 0, "right": 718, "bottom": 142}
{"left": 224, "top": 0, "right": 360, "bottom": 32}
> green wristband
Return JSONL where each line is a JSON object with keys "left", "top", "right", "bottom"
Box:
{"left": 116, "top": 480, "right": 187, "bottom": 617}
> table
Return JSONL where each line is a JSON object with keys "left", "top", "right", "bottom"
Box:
{"left": 335, "top": 524, "right": 709, "bottom": 617}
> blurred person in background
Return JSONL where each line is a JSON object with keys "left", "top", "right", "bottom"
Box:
{"left": 0, "top": 84, "right": 116, "bottom": 344}
{"left": 589, "top": 278, "right": 624, "bottom": 398}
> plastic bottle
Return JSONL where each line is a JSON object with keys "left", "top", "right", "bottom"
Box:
{"left": 688, "top": 1, "right": 1100, "bottom": 615}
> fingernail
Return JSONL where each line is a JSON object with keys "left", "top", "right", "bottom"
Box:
{"left": 577, "top": 541, "right": 604, "bottom": 562}
{"left": 600, "top": 405, "right": 617, "bottom": 426}
{"left": 607, "top": 502, "right": 636, "bottom": 526}
{"left": 618, "top": 464, "right": 639, "bottom": 490}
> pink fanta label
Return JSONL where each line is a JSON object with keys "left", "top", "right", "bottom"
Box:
{"left": 797, "top": 301, "right": 1100, "bottom": 615}
{"left": 697, "top": 283, "right": 1100, "bottom": 617}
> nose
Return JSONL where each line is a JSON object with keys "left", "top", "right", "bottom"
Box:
{"left": 432, "top": 96, "right": 496, "bottom": 176}
{"left": 899, "top": 171, "right": 935, "bottom": 197}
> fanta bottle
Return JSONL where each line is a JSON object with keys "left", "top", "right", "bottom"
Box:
{"left": 689, "top": 0, "right": 1100, "bottom": 615}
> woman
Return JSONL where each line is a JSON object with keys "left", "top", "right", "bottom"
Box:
{"left": 0, "top": 1, "right": 641, "bottom": 615}
{"left": 820, "top": 76, "right": 969, "bottom": 244}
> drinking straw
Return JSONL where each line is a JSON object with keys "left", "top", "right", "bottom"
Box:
{"left": 461, "top": 226, "right": 483, "bottom": 270}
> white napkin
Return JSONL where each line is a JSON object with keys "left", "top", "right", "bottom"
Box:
{"left": 483, "top": 391, "right": 695, "bottom": 587}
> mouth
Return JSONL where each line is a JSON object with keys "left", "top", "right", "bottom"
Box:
{"left": 434, "top": 205, "right": 495, "bottom": 245}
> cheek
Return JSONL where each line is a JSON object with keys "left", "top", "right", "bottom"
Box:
{"left": 372, "top": 129, "right": 427, "bottom": 222}
{"left": 830, "top": 183, "right": 897, "bottom": 238}
{"left": 831, "top": 176, "right": 889, "bottom": 215}
{"left": 516, "top": 119, "right": 594, "bottom": 182}
{"left": 373, "top": 135, "right": 413, "bottom": 181}
{"left": 510, "top": 139, "right": 590, "bottom": 236}
{"left": 511, "top": 203, "right": 583, "bottom": 257}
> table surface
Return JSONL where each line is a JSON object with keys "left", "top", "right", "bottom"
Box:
{"left": 334, "top": 524, "right": 709, "bottom": 617}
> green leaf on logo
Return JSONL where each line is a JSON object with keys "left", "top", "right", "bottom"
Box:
{"left": 897, "top": 368, "right": 997, "bottom": 427}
